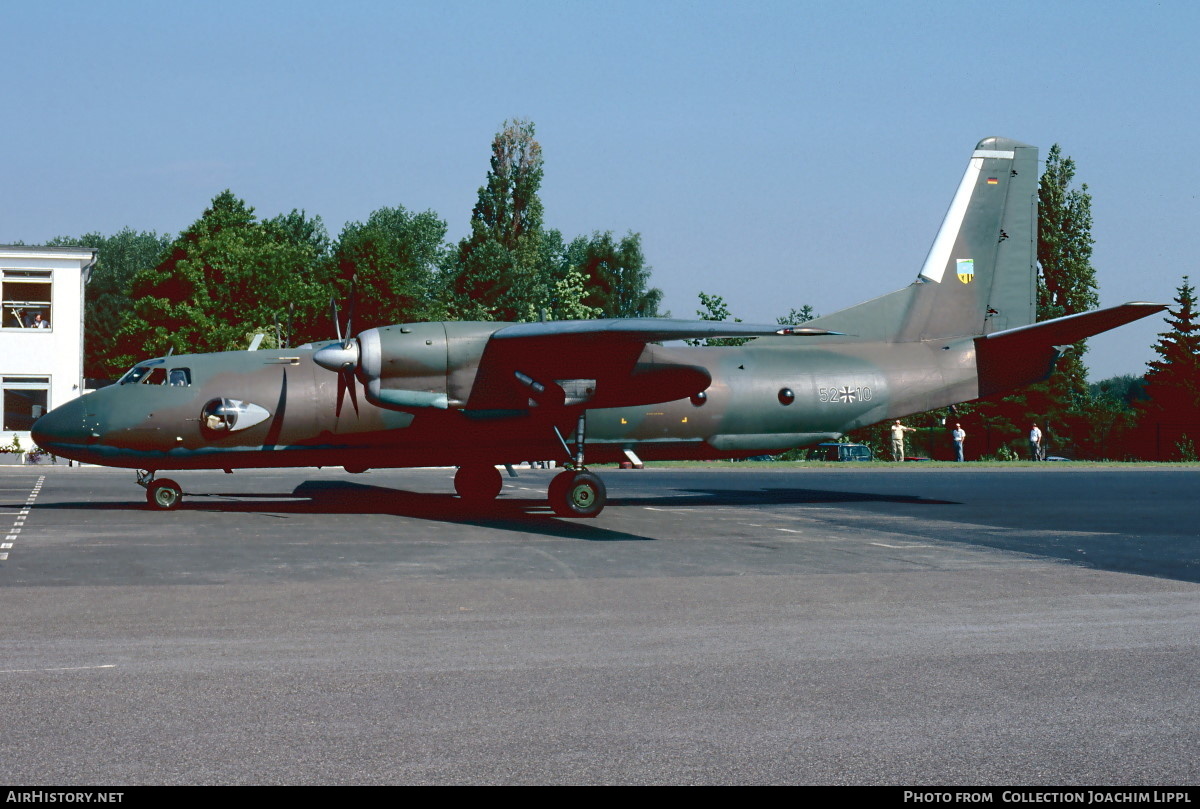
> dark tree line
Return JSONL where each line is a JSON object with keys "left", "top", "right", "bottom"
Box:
{"left": 47, "top": 120, "right": 662, "bottom": 380}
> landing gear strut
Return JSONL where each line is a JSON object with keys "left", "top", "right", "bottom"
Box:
{"left": 455, "top": 465, "right": 503, "bottom": 503}
{"left": 548, "top": 412, "right": 607, "bottom": 518}
{"left": 137, "top": 470, "right": 183, "bottom": 510}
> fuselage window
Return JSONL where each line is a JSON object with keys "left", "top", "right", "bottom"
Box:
{"left": 169, "top": 368, "right": 191, "bottom": 386}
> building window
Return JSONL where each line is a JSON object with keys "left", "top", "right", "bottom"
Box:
{"left": 2, "top": 376, "right": 50, "bottom": 431}
{"left": 2, "top": 270, "right": 53, "bottom": 329}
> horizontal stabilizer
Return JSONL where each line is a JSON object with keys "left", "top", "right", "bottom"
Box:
{"left": 975, "top": 302, "right": 1164, "bottom": 397}
{"left": 980, "top": 302, "right": 1164, "bottom": 349}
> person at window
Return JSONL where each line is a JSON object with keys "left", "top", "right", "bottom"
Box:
{"left": 31, "top": 312, "right": 49, "bottom": 328}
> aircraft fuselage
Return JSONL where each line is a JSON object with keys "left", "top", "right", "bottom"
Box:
{"left": 34, "top": 333, "right": 979, "bottom": 471}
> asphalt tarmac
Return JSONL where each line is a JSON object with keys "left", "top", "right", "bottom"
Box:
{"left": 1, "top": 464, "right": 1197, "bottom": 785}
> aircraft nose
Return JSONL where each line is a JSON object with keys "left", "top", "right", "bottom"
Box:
{"left": 31, "top": 397, "right": 93, "bottom": 452}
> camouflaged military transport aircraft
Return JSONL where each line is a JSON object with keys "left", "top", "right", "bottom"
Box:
{"left": 32, "top": 137, "right": 1162, "bottom": 517}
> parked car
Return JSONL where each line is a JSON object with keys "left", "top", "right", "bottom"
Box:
{"left": 808, "top": 443, "right": 874, "bottom": 462}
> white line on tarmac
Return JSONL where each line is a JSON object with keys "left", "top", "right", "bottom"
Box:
{"left": 0, "top": 665, "right": 117, "bottom": 674}
{"left": 1, "top": 476, "right": 44, "bottom": 563}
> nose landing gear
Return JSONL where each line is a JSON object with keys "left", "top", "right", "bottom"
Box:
{"left": 137, "top": 470, "right": 183, "bottom": 510}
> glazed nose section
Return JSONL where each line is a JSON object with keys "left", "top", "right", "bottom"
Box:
{"left": 31, "top": 397, "right": 94, "bottom": 451}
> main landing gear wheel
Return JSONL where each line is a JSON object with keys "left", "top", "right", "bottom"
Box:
{"left": 146, "top": 478, "right": 183, "bottom": 510}
{"left": 549, "top": 470, "right": 607, "bottom": 518}
{"left": 454, "top": 465, "right": 503, "bottom": 503}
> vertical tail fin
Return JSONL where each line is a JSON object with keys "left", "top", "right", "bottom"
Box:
{"left": 798, "top": 137, "right": 1038, "bottom": 343}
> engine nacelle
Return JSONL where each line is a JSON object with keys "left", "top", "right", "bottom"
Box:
{"left": 356, "top": 321, "right": 499, "bottom": 410}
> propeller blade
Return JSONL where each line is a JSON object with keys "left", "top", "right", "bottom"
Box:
{"left": 330, "top": 297, "right": 342, "bottom": 342}
{"left": 344, "top": 369, "right": 359, "bottom": 415}
{"left": 344, "top": 275, "right": 357, "bottom": 349}
{"left": 335, "top": 368, "right": 359, "bottom": 418}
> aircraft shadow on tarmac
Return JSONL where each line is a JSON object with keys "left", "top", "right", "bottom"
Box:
{"left": 26, "top": 481, "right": 1198, "bottom": 582}
{"left": 667, "top": 487, "right": 961, "bottom": 506}
{"left": 26, "top": 480, "right": 957, "bottom": 545}
{"left": 32, "top": 481, "right": 654, "bottom": 543}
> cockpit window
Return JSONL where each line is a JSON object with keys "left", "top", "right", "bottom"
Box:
{"left": 141, "top": 367, "right": 168, "bottom": 385}
{"left": 117, "top": 361, "right": 191, "bottom": 387}
{"left": 118, "top": 359, "right": 165, "bottom": 385}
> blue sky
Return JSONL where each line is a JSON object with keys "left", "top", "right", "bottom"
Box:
{"left": 5, "top": 1, "right": 1196, "bottom": 380}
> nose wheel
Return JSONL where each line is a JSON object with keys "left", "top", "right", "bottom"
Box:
{"left": 147, "top": 479, "right": 183, "bottom": 509}
{"left": 137, "top": 470, "right": 183, "bottom": 510}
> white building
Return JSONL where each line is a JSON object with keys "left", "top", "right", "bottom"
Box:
{"left": 1, "top": 245, "right": 96, "bottom": 456}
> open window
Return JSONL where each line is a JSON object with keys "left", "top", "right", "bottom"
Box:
{"left": 2, "top": 270, "right": 53, "bottom": 329}
{"left": 2, "top": 376, "right": 50, "bottom": 431}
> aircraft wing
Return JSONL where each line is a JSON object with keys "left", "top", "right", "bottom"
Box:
{"left": 465, "top": 318, "right": 837, "bottom": 412}
{"left": 492, "top": 318, "right": 836, "bottom": 342}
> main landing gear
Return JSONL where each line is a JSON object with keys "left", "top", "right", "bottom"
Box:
{"left": 452, "top": 412, "right": 609, "bottom": 518}
{"left": 547, "top": 411, "right": 607, "bottom": 518}
{"left": 454, "top": 464, "right": 503, "bottom": 503}
{"left": 137, "top": 470, "right": 183, "bottom": 510}
{"left": 548, "top": 469, "right": 606, "bottom": 518}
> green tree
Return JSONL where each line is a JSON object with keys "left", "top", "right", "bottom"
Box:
{"left": 331, "top": 205, "right": 448, "bottom": 328}
{"left": 566, "top": 231, "right": 663, "bottom": 318}
{"left": 777, "top": 305, "right": 817, "bottom": 325}
{"left": 445, "top": 119, "right": 548, "bottom": 321}
{"left": 1032, "top": 143, "right": 1099, "bottom": 446}
{"left": 686, "top": 291, "right": 747, "bottom": 346}
{"left": 1137, "top": 276, "right": 1200, "bottom": 457}
{"left": 46, "top": 229, "right": 172, "bottom": 380}
{"left": 114, "top": 191, "right": 329, "bottom": 364}
{"left": 523, "top": 266, "right": 603, "bottom": 322}
{"left": 265, "top": 209, "right": 332, "bottom": 260}
{"left": 1038, "top": 144, "right": 1099, "bottom": 320}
